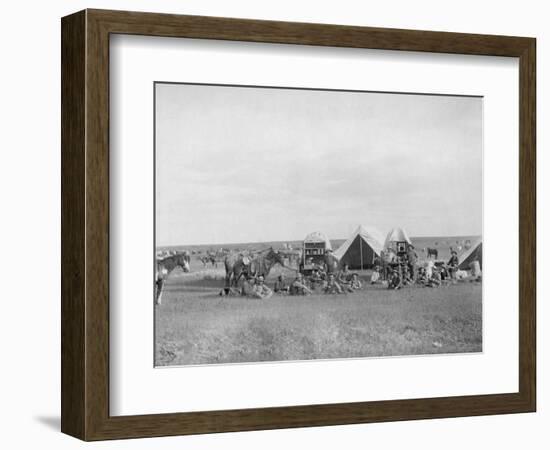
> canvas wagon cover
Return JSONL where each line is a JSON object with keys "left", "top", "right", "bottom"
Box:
{"left": 303, "top": 231, "right": 332, "bottom": 250}
{"left": 383, "top": 227, "right": 412, "bottom": 249}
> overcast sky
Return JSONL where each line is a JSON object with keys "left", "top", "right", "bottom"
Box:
{"left": 155, "top": 83, "right": 482, "bottom": 246}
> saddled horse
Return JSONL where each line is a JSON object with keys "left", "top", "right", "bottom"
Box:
{"left": 426, "top": 247, "right": 438, "bottom": 259}
{"left": 155, "top": 252, "right": 190, "bottom": 305}
{"left": 223, "top": 248, "right": 285, "bottom": 295}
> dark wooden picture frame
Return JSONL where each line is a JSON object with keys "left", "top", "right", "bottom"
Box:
{"left": 61, "top": 9, "right": 536, "bottom": 441}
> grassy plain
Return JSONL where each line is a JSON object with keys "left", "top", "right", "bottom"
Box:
{"left": 155, "top": 260, "right": 482, "bottom": 366}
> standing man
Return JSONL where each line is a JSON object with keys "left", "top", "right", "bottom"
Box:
{"left": 290, "top": 273, "right": 313, "bottom": 296}
{"left": 447, "top": 250, "right": 459, "bottom": 283}
{"left": 407, "top": 245, "right": 418, "bottom": 282}
{"left": 324, "top": 249, "right": 339, "bottom": 275}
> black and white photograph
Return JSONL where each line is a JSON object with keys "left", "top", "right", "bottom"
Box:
{"left": 154, "top": 82, "right": 483, "bottom": 367}
{"left": 3, "top": 0, "right": 542, "bottom": 446}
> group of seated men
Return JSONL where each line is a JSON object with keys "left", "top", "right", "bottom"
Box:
{"left": 243, "top": 263, "right": 364, "bottom": 299}
{"left": 242, "top": 248, "right": 476, "bottom": 298}
{"left": 273, "top": 263, "right": 363, "bottom": 296}
{"left": 379, "top": 248, "right": 463, "bottom": 290}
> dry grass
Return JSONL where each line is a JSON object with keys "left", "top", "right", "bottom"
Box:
{"left": 155, "top": 265, "right": 482, "bottom": 366}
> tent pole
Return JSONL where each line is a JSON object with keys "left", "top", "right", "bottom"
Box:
{"left": 360, "top": 237, "right": 363, "bottom": 271}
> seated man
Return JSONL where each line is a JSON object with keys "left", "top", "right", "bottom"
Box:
{"left": 402, "top": 263, "right": 414, "bottom": 285}
{"left": 309, "top": 268, "right": 325, "bottom": 290}
{"left": 370, "top": 267, "right": 381, "bottom": 284}
{"left": 416, "top": 266, "right": 428, "bottom": 285}
{"left": 337, "top": 264, "right": 352, "bottom": 289}
{"left": 324, "top": 273, "right": 344, "bottom": 294}
{"left": 290, "top": 273, "right": 313, "bottom": 296}
{"left": 349, "top": 273, "right": 363, "bottom": 291}
{"left": 250, "top": 275, "right": 273, "bottom": 300}
{"left": 273, "top": 274, "right": 289, "bottom": 294}
{"left": 426, "top": 268, "right": 442, "bottom": 288}
{"left": 388, "top": 268, "right": 402, "bottom": 290}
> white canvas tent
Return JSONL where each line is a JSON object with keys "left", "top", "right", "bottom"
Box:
{"left": 383, "top": 227, "right": 412, "bottom": 250}
{"left": 333, "top": 225, "right": 384, "bottom": 270}
{"left": 458, "top": 237, "right": 482, "bottom": 270}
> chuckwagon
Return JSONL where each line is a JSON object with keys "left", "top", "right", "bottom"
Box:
{"left": 300, "top": 231, "right": 332, "bottom": 275}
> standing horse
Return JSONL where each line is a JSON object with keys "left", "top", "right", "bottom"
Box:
{"left": 155, "top": 253, "right": 190, "bottom": 305}
{"left": 426, "top": 247, "right": 438, "bottom": 259}
{"left": 223, "top": 248, "right": 285, "bottom": 295}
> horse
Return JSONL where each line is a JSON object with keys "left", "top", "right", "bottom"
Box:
{"left": 155, "top": 252, "right": 190, "bottom": 305}
{"left": 200, "top": 254, "right": 217, "bottom": 268}
{"left": 426, "top": 247, "right": 438, "bottom": 259}
{"left": 278, "top": 249, "right": 302, "bottom": 269}
{"left": 223, "top": 248, "right": 286, "bottom": 295}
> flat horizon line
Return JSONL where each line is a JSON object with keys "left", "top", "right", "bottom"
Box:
{"left": 157, "top": 233, "right": 482, "bottom": 249}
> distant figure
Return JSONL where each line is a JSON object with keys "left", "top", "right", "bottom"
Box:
{"left": 324, "top": 273, "right": 344, "bottom": 294}
{"left": 290, "top": 273, "right": 312, "bottom": 296}
{"left": 250, "top": 276, "right": 273, "bottom": 300}
{"left": 273, "top": 275, "right": 289, "bottom": 294}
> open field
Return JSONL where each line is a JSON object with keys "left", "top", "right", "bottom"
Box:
{"left": 155, "top": 260, "right": 482, "bottom": 366}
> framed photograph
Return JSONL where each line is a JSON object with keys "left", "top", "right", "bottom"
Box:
{"left": 61, "top": 9, "right": 536, "bottom": 440}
